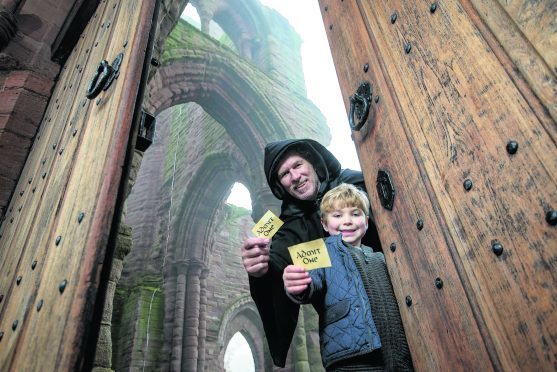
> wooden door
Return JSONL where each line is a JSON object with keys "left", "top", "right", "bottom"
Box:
{"left": 0, "top": 0, "right": 157, "bottom": 370}
{"left": 320, "top": 1, "right": 556, "bottom": 371}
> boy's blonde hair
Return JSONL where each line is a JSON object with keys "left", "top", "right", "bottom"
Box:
{"left": 320, "top": 183, "right": 370, "bottom": 219}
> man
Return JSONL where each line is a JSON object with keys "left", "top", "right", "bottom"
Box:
{"left": 241, "top": 139, "right": 382, "bottom": 367}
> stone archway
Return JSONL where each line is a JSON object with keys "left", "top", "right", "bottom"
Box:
{"left": 214, "top": 296, "right": 273, "bottom": 371}
{"left": 146, "top": 19, "right": 328, "bottom": 164}
{"left": 116, "top": 9, "right": 331, "bottom": 371}
{"left": 189, "top": 0, "right": 270, "bottom": 64}
{"left": 174, "top": 151, "right": 245, "bottom": 261}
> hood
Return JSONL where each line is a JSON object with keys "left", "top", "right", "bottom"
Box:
{"left": 264, "top": 139, "right": 341, "bottom": 200}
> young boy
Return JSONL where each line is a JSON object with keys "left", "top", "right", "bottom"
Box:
{"left": 283, "top": 183, "right": 413, "bottom": 371}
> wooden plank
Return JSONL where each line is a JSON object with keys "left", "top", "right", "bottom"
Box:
{"left": 496, "top": 0, "right": 557, "bottom": 70}
{"left": 469, "top": 0, "right": 557, "bottom": 124}
{"left": 0, "top": 0, "right": 156, "bottom": 370}
{"left": 0, "top": 0, "right": 107, "bottom": 298}
{"left": 320, "top": 0, "right": 556, "bottom": 370}
{"left": 319, "top": 1, "right": 493, "bottom": 370}
{"left": 357, "top": 0, "right": 556, "bottom": 368}
{"left": 0, "top": 2, "right": 111, "bottom": 360}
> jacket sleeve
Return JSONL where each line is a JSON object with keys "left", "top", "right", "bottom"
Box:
{"left": 286, "top": 267, "right": 324, "bottom": 305}
{"left": 285, "top": 284, "right": 311, "bottom": 304}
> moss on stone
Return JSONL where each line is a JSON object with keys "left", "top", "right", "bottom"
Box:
{"left": 112, "top": 276, "right": 164, "bottom": 370}
{"left": 133, "top": 286, "right": 164, "bottom": 367}
{"left": 224, "top": 204, "right": 250, "bottom": 224}
{"left": 163, "top": 20, "right": 238, "bottom": 62}
{"left": 293, "top": 309, "right": 310, "bottom": 372}
{"left": 163, "top": 105, "right": 185, "bottom": 181}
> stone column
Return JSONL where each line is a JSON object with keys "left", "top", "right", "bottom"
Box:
{"left": 92, "top": 224, "right": 133, "bottom": 372}
{"left": 303, "top": 305, "right": 324, "bottom": 371}
{"left": 196, "top": 268, "right": 209, "bottom": 372}
{"left": 190, "top": 0, "right": 214, "bottom": 34}
{"left": 251, "top": 187, "right": 281, "bottom": 222}
{"left": 240, "top": 35, "right": 253, "bottom": 60}
{"left": 182, "top": 260, "right": 204, "bottom": 371}
{"left": 198, "top": 10, "right": 211, "bottom": 34}
{"left": 160, "top": 265, "right": 177, "bottom": 372}
{"left": 171, "top": 259, "right": 189, "bottom": 372}
{"left": 292, "top": 308, "right": 310, "bottom": 372}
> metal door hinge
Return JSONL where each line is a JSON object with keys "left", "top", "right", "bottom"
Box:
{"left": 136, "top": 111, "right": 156, "bottom": 152}
{"left": 376, "top": 169, "right": 395, "bottom": 210}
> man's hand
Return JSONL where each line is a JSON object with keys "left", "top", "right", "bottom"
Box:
{"left": 283, "top": 265, "right": 311, "bottom": 295}
{"left": 241, "top": 237, "right": 270, "bottom": 278}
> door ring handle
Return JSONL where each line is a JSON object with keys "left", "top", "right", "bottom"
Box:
{"left": 348, "top": 81, "right": 372, "bottom": 131}
{"left": 86, "top": 60, "right": 114, "bottom": 99}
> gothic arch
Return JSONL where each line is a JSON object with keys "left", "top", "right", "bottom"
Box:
{"left": 173, "top": 152, "right": 245, "bottom": 261}
{"left": 150, "top": 61, "right": 278, "bottom": 162}
{"left": 147, "top": 54, "right": 291, "bottom": 163}
{"left": 190, "top": 0, "right": 270, "bottom": 64}
{"left": 146, "top": 20, "right": 329, "bottom": 175}
{"left": 215, "top": 295, "right": 273, "bottom": 371}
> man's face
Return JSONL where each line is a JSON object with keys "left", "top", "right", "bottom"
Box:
{"left": 277, "top": 154, "right": 320, "bottom": 200}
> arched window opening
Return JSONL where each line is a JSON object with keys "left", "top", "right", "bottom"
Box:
{"left": 181, "top": 4, "right": 200, "bottom": 29}
{"left": 226, "top": 182, "right": 252, "bottom": 211}
{"left": 181, "top": 4, "right": 236, "bottom": 51}
{"left": 224, "top": 332, "right": 255, "bottom": 372}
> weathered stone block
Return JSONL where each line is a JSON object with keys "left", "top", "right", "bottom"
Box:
{"left": 0, "top": 130, "right": 31, "bottom": 179}
{"left": 0, "top": 92, "right": 46, "bottom": 138}
{"left": 94, "top": 325, "right": 113, "bottom": 367}
{"left": 3, "top": 70, "right": 53, "bottom": 96}
{"left": 0, "top": 174, "right": 13, "bottom": 208}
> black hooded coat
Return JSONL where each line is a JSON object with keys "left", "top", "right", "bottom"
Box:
{"left": 250, "top": 139, "right": 382, "bottom": 367}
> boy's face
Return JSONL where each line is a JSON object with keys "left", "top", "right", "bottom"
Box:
{"left": 321, "top": 204, "right": 368, "bottom": 247}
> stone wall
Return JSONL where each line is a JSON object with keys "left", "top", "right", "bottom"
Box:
{"left": 0, "top": 71, "right": 53, "bottom": 215}
{"left": 112, "top": 275, "right": 165, "bottom": 370}
{"left": 117, "top": 102, "right": 261, "bottom": 370}
{"left": 204, "top": 205, "right": 258, "bottom": 370}
{"left": 263, "top": 6, "right": 306, "bottom": 96}
{"left": 0, "top": 0, "right": 77, "bottom": 216}
{"left": 115, "top": 2, "right": 332, "bottom": 369}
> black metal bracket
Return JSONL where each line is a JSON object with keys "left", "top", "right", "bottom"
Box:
{"left": 376, "top": 169, "right": 395, "bottom": 210}
{"left": 136, "top": 111, "right": 156, "bottom": 152}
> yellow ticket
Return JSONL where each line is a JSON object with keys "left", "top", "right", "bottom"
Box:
{"left": 288, "top": 239, "right": 332, "bottom": 271}
{"left": 251, "top": 210, "right": 284, "bottom": 238}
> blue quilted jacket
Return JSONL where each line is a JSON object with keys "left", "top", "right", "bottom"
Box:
{"left": 292, "top": 234, "right": 382, "bottom": 368}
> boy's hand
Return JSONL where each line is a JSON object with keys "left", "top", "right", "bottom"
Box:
{"left": 283, "top": 265, "right": 311, "bottom": 295}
